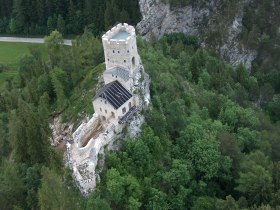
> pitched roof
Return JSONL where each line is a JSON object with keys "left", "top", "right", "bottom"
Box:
{"left": 93, "top": 80, "right": 132, "bottom": 109}
{"left": 104, "top": 66, "right": 130, "bottom": 82}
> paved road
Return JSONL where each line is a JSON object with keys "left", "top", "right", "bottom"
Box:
{"left": 0, "top": 37, "right": 72, "bottom": 46}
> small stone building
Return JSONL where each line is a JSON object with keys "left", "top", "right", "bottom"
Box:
{"left": 93, "top": 23, "right": 141, "bottom": 124}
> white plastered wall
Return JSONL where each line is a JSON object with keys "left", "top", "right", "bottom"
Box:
{"left": 93, "top": 96, "right": 136, "bottom": 121}
{"left": 93, "top": 98, "right": 117, "bottom": 121}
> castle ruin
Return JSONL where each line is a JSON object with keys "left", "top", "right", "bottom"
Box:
{"left": 66, "top": 23, "right": 150, "bottom": 194}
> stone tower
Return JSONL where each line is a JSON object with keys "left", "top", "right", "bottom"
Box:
{"left": 102, "top": 23, "right": 140, "bottom": 78}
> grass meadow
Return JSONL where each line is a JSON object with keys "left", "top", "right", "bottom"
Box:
{"left": 0, "top": 42, "right": 46, "bottom": 88}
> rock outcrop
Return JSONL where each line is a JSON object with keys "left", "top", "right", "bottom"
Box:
{"left": 137, "top": 0, "right": 257, "bottom": 69}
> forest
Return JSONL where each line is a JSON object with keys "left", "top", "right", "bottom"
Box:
{"left": 0, "top": 0, "right": 140, "bottom": 35}
{"left": 0, "top": 29, "right": 279, "bottom": 209}
{"left": 0, "top": 0, "right": 280, "bottom": 209}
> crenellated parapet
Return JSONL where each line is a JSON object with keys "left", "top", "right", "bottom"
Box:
{"left": 102, "top": 23, "right": 136, "bottom": 44}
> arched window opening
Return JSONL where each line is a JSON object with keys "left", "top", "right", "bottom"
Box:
{"left": 132, "top": 56, "right": 135, "bottom": 68}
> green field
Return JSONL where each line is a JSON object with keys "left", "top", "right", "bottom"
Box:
{"left": 0, "top": 42, "right": 46, "bottom": 88}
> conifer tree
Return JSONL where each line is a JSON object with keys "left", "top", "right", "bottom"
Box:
{"left": 10, "top": 0, "right": 24, "bottom": 33}
{"left": 57, "top": 14, "right": 66, "bottom": 34}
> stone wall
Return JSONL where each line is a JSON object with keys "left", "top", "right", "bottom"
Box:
{"left": 102, "top": 23, "right": 140, "bottom": 75}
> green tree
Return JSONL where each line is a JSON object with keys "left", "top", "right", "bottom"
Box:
{"left": 124, "top": 175, "right": 143, "bottom": 209}
{"left": 235, "top": 152, "right": 273, "bottom": 205}
{"left": 104, "top": 0, "right": 120, "bottom": 29}
{"left": 198, "top": 69, "right": 211, "bottom": 89}
{"left": 44, "top": 30, "right": 64, "bottom": 67}
{"left": 191, "top": 196, "right": 216, "bottom": 210}
{"left": 235, "top": 63, "right": 248, "bottom": 86}
{"left": 36, "top": 0, "right": 45, "bottom": 25}
{"left": 57, "top": 14, "right": 66, "bottom": 34}
{"left": 163, "top": 159, "right": 193, "bottom": 191}
{"left": 67, "top": 0, "right": 76, "bottom": 33}
{"left": 266, "top": 95, "right": 280, "bottom": 123}
{"left": 18, "top": 54, "right": 42, "bottom": 87}
{"left": 145, "top": 188, "right": 169, "bottom": 210}
{"left": 218, "top": 100, "right": 260, "bottom": 132}
{"left": 236, "top": 127, "right": 259, "bottom": 153}
{"left": 47, "top": 16, "right": 56, "bottom": 33}
{"left": 189, "top": 131, "right": 228, "bottom": 180}
{"left": 146, "top": 109, "right": 167, "bottom": 138}
{"left": 50, "top": 67, "right": 70, "bottom": 110}
{"left": 25, "top": 164, "right": 42, "bottom": 209}
{"left": 166, "top": 99, "right": 187, "bottom": 137}
{"left": 105, "top": 168, "right": 125, "bottom": 206}
{"left": 10, "top": 0, "right": 24, "bottom": 33}
{"left": 189, "top": 48, "right": 206, "bottom": 82}
{"left": 0, "top": 119, "right": 9, "bottom": 161}
{"left": 218, "top": 131, "right": 242, "bottom": 173}
{"left": 259, "top": 83, "right": 274, "bottom": 107}
{"left": 18, "top": 99, "right": 50, "bottom": 164}
{"left": 0, "top": 160, "right": 25, "bottom": 209}
{"left": 9, "top": 109, "right": 28, "bottom": 163}
{"left": 38, "top": 167, "right": 81, "bottom": 210}
{"left": 86, "top": 195, "right": 111, "bottom": 210}
{"left": 37, "top": 74, "right": 55, "bottom": 101}
{"left": 216, "top": 195, "right": 239, "bottom": 210}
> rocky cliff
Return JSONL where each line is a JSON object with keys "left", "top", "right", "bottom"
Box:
{"left": 137, "top": 0, "right": 257, "bottom": 69}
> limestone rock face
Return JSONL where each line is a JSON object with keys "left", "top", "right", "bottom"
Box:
{"left": 137, "top": 0, "right": 257, "bottom": 69}
{"left": 137, "top": 0, "right": 206, "bottom": 39}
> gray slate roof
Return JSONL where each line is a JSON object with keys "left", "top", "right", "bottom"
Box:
{"left": 104, "top": 66, "right": 129, "bottom": 82}
{"left": 93, "top": 80, "right": 132, "bottom": 109}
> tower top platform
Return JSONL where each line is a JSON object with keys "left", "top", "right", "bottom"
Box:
{"left": 102, "top": 23, "right": 136, "bottom": 43}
